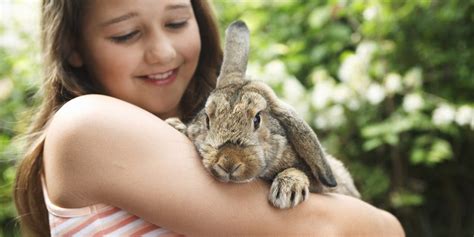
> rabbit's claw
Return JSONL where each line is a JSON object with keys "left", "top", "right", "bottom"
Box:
{"left": 165, "top": 117, "right": 187, "bottom": 135}
{"left": 269, "top": 168, "right": 310, "bottom": 209}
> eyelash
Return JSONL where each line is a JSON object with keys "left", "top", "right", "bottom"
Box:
{"left": 110, "top": 31, "right": 140, "bottom": 43}
{"left": 166, "top": 20, "right": 188, "bottom": 29}
{"left": 108, "top": 20, "right": 188, "bottom": 43}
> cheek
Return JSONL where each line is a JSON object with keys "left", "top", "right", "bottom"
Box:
{"left": 83, "top": 40, "right": 138, "bottom": 86}
{"left": 179, "top": 22, "right": 201, "bottom": 66}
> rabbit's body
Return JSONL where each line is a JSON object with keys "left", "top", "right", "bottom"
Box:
{"left": 166, "top": 21, "right": 360, "bottom": 209}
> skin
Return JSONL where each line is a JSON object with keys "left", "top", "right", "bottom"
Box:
{"left": 42, "top": 0, "right": 405, "bottom": 235}
{"left": 70, "top": 0, "right": 200, "bottom": 118}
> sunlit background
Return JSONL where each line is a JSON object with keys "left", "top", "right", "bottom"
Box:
{"left": 1, "top": 0, "right": 473, "bottom": 236}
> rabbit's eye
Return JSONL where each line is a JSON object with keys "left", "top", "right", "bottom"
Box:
{"left": 253, "top": 112, "right": 261, "bottom": 130}
{"left": 206, "top": 114, "right": 210, "bottom": 130}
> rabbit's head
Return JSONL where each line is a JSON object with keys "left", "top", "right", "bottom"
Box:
{"left": 199, "top": 85, "right": 273, "bottom": 183}
{"left": 194, "top": 21, "right": 337, "bottom": 187}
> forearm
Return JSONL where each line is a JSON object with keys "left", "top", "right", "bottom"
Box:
{"left": 182, "top": 182, "right": 405, "bottom": 236}
{"left": 302, "top": 193, "right": 405, "bottom": 237}
{"left": 100, "top": 139, "right": 403, "bottom": 236}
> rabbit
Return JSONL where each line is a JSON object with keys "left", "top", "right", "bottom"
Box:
{"left": 166, "top": 20, "right": 360, "bottom": 209}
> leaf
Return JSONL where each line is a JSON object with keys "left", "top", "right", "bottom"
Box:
{"left": 410, "top": 136, "right": 453, "bottom": 166}
{"left": 426, "top": 139, "right": 453, "bottom": 165}
{"left": 308, "top": 6, "right": 332, "bottom": 29}
{"left": 390, "top": 190, "right": 424, "bottom": 208}
{"left": 363, "top": 138, "right": 384, "bottom": 151}
{"left": 384, "top": 133, "right": 399, "bottom": 145}
{"left": 410, "top": 148, "right": 426, "bottom": 165}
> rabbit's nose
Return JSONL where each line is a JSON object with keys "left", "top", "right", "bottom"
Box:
{"left": 217, "top": 162, "right": 243, "bottom": 176}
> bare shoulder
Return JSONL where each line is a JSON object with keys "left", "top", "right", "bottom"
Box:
{"left": 52, "top": 94, "right": 155, "bottom": 124}
{"left": 43, "top": 94, "right": 189, "bottom": 208}
{"left": 45, "top": 94, "right": 168, "bottom": 154}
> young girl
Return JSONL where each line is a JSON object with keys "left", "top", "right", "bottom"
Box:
{"left": 14, "top": 0, "right": 404, "bottom": 236}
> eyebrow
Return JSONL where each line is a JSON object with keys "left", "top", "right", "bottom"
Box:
{"left": 100, "top": 4, "right": 191, "bottom": 28}
{"left": 101, "top": 12, "right": 139, "bottom": 27}
{"left": 166, "top": 3, "right": 192, "bottom": 11}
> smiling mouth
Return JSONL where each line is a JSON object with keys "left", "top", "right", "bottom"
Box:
{"left": 147, "top": 71, "right": 173, "bottom": 80}
{"left": 141, "top": 69, "right": 176, "bottom": 80}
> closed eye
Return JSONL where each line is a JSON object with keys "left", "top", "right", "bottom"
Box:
{"left": 166, "top": 20, "right": 188, "bottom": 29}
{"left": 109, "top": 31, "right": 140, "bottom": 43}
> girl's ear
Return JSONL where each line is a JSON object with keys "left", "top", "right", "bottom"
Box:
{"left": 68, "top": 50, "right": 83, "bottom": 67}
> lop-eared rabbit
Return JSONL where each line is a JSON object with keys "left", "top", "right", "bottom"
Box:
{"left": 166, "top": 21, "right": 360, "bottom": 208}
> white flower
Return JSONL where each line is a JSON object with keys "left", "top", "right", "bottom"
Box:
{"left": 402, "top": 93, "right": 424, "bottom": 113}
{"left": 338, "top": 54, "right": 371, "bottom": 94}
{"left": 268, "top": 43, "right": 289, "bottom": 56}
{"left": 314, "top": 116, "right": 329, "bottom": 129}
{"left": 455, "top": 105, "right": 473, "bottom": 126}
{"left": 311, "top": 69, "right": 331, "bottom": 84}
{"left": 282, "top": 77, "right": 306, "bottom": 103}
{"left": 326, "top": 105, "right": 346, "bottom": 128}
{"left": 356, "top": 41, "right": 377, "bottom": 65}
{"left": 432, "top": 104, "right": 456, "bottom": 126}
{"left": 347, "top": 99, "right": 361, "bottom": 111}
{"left": 366, "top": 83, "right": 386, "bottom": 105}
{"left": 313, "top": 105, "right": 346, "bottom": 129}
{"left": 247, "top": 62, "right": 263, "bottom": 79}
{"left": 262, "top": 60, "right": 287, "bottom": 86}
{"left": 384, "top": 73, "right": 403, "bottom": 94}
{"left": 265, "top": 60, "right": 286, "bottom": 74}
{"left": 363, "top": 6, "right": 379, "bottom": 21}
{"left": 338, "top": 54, "right": 365, "bottom": 83}
{"left": 332, "top": 84, "right": 353, "bottom": 104}
{"left": 294, "top": 103, "right": 311, "bottom": 123}
{"left": 311, "top": 80, "right": 335, "bottom": 109}
{"left": 338, "top": 42, "right": 377, "bottom": 93}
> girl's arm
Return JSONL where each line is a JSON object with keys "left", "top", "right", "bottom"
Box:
{"left": 43, "top": 94, "right": 404, "bottom": 236}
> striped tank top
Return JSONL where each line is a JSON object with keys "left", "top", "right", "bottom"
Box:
{"left": 42, "top": 179, "right": 184, "bottom": 236}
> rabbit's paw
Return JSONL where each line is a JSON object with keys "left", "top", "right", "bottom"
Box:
{"left": 165, "top": 117, "right": 187, "bottom": 134}
{"left": 269, "top": 168, "right": 310, "bottom": 209}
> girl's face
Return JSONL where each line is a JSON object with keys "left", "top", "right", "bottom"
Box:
{"left": 72, "top": 0, "right": 201, "bottom": 118}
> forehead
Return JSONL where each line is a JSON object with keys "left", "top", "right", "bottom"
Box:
{"left": 83, "top": 0, "right": 192, "bottom": 23}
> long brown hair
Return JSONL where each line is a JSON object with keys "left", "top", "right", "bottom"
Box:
{"left": 13, "top": 1, "right": 222, "bottom": 236}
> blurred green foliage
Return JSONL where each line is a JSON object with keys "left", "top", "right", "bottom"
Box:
{"left": 1, "top": 0, "right": 473, "bottom": 236}
{"left": 1, "top": 1, "right": 41, "bottom": 235}
{"left": 212, "top": 0, "right": 474, "bottom": 236}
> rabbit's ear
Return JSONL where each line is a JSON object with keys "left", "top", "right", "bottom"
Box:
{"left": 217, "top": 20, "right": 250, "bottom": 88}
{"left": 249, "top": 82, "right": 337, "bottom": 187}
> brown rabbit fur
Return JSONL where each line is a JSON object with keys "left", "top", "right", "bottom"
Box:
{"left": 166, "top": 21, "right": 360, "bottom": 209}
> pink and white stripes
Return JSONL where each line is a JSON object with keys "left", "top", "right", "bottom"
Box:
{"left": 42, "top": 178, "right": 183, "bottom": 236}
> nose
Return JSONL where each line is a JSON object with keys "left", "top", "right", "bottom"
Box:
{"left": 144, "top": 33, "right": 176, "bottom": 65}
{"left": 217, "top": 162, "right": 243, "bottom": 176}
